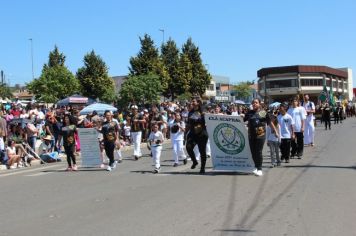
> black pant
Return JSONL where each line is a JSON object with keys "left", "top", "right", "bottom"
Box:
{"left": 186, "top": 132, "right": 208, "bottom": 171}
{"left": 104, "top": 141, "right": 115, "bottom": 166}
{"left": 334, "top": 114, "right": 339, "bottom": 124}
{"left": 249, "top": 137, "right": 265, "bottom": 170}
{"left": 280, "top": 139, "right": 291, "bottom": 161}
{"left": 324, "top": 117, "right": 331, "bottom": 129}
{"left": 64, "top": 145, "right": 76, "bottom": 167}
{"left": 291, "top": 132, "right": 304, "bottom": 157}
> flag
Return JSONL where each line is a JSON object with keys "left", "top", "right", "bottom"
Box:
{"left": 329, "top": 81, "right": 335, "bottom": 106}
{"left": 319, "top": 83, "right": 328, "bottom": 102}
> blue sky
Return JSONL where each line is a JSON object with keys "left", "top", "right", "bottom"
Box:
{"left": 1, "top": 0, "right": 356, "bottom": 86}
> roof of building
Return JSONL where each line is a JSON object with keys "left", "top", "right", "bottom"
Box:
{"left": 257, "top": 65, "right": 348, "bottom": 79}
{"left": 13, "top": 90, "right": 33, "bottom": 98}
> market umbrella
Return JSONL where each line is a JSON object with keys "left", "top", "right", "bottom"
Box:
{"left": 79, "top": 103, "right": 117, "bottom": 115}
{"left": 234, "top": 100, "right": 246, "bottom": 105}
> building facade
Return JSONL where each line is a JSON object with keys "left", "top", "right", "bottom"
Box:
{"left": 257, "top": 65, "right": 353, "bottom": 103}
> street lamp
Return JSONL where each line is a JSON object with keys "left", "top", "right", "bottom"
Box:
{"left": 205, "top": 64, "right": 210, "bottom": 71}
{"left": 159, "top": 29, "right": 165, "bottom": 44}
{"left": 29, "top": 38, "right": 34, "bottom": 80}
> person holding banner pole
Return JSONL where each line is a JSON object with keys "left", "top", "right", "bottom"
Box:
{"left": 244, "top": 98, "right": 270, "bottom": 176}
{"left": 186, "top": 98, "right": 209, "bottom": 174}
{"left": 57, "top": 114, "right": 77, "bottom": 171}
{"left": 101, "top": 110, "right": 120, "bottom": 171}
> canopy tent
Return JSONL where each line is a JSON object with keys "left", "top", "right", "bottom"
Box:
{"left": 56, "top": 94, "right": 95, "bottom": 106}
{"left": 79, "top": 103, "right": 117, "bottom": 115}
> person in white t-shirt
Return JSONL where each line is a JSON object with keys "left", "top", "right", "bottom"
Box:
{"left": 278, "top": 102, "right": 295, "bottom": 163}
{"left": 303, "top": 94, "right": 315, "bottom": 146}
{"left": 148, "top": 124, "right": 164, "bottom": 173}
{"left": 287, "top": 97, "right": 306, "bottom": 159}
{"left": 169, "top": 112, "right": 187, "bottom": 167}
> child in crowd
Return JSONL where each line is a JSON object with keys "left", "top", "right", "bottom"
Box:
{"left": 123, "top": 120, "right": 131, "bottom": 145}
{"left": 148, "top": 124, "right": 164, "bottom": 173}
{"left": 277, "top": 102, "right": 295, "bottom": 163}
{"left": 169, "top": 112, "right": 187, "bottom": 167}
{"left": 266, "top": 115, "right": 281, "bottom": 167}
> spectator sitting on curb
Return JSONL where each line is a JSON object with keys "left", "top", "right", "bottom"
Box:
{"left": 38, "top": 135, "right": 61, "bottom": 163}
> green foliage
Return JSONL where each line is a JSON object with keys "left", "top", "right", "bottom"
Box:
{"left": 26, "top": 46, "right": 79, "bottom": 103}
{"left": 48, "top": 45, "right": 65, "bottom": 67}
{"left": 76, "top": 50, "right": 116, "bottom": 103}
{"left": 119, "top": 74, "right": 163, "bottom": 105}
{"left": 182, "top": 38, "right": 211, "bottom": 96}
{"left": 176, "top": 91, "right": 192, "bottom": 104}
{"left": 233, "top": 82, "right": 252, "bottom": 100}
{"left": 0, "top": 83, "right": 12, "bottom": 99}
{"left": 161, "top": 38, "right": 179, "bottom": 99}
{"left": 27, "top": 66, "right": 79, "bottom": 103}
{"left": 129, "top": 34, "right": 169, "bottom": 93}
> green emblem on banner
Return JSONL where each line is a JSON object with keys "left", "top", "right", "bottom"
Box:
{"left": 213, "top": 123, "right": 245, "bottom": 155}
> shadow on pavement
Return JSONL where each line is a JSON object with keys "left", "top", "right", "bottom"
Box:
{"left": 284, "top": 165, "right": 356, "bottom": 170}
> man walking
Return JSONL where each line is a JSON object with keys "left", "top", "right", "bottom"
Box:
{"left": 303, "top": 94, "right": 315, "bottom": 146}
{"left": 288, "top": 97, "right": 306, "bottom": 159}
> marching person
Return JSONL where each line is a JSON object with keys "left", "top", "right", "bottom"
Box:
{"left": 100, "top": 110, "right": 120, "bottom": 171}
{"left": 129, "top": 105, "right": 146, "bottom": 160}
{"left": 243, "top": 98, "right": 270, "bottom": 176}
{"left": 57, "top": 114, "right": 77, "bottom": 171}
{"left": 288, "top": 97, "right": 306, "bottom": 159}
{"left": 148, "top": 124, "right": 164, "bottom": 173}
{"left": 278, "top": 102, "right": 295, "bottom": 163}
{"left": 303, "top": 94, "right": 315, "bottom": 146}
{"left": 169, "top": 112, "right": 187, "bottom": 167}
{"left": 266, "top": 115, "right": 281, "bottom": 167}
{"left": 185, "top": 97, "right": 209, "bottom": 174}
{"left": 321, "top": 103, "right": 332, "bottom": 130}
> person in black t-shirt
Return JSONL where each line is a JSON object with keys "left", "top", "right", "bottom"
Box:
{"left": 57, "top": 114, "right": 77, "bottom": 171}
{"left": 185, "top": 98, "right": 209, "bottom": 174}
{"left": 243, "top": 98, "right": 270, "bottom": 176}
{"left": 128, "top": 105, "right": 146, "bottom": 160}
{"left": 101, "top": 110, "right": 119, "bottom": 171}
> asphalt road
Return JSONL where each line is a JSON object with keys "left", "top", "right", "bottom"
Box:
{"left": 1, "top": 118, "right": 356, "bottom": 236}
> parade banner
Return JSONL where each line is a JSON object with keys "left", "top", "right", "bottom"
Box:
{"left": 78, "top": 128, "right": 101, "bottom": 167}
{"left": 205, "top": 114, "right": 255, "bottom": 172}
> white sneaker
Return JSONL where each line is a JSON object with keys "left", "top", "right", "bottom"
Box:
{"left": 256, "top": 170, "right": 263, "bottom": 176}
{"left": 252, "top": 169, "right": 258, "bottom": 175}
{"left": 111, "top": 161, "right": 117, "bottom": 169}
{"left": 106, "top": 166, "right": 112, "bottom": 171}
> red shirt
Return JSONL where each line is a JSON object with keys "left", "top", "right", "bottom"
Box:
{"left": 10, "top": 110, "right": 21, "bottom": 118}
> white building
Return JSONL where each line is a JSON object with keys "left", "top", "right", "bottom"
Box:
{"left": 257, "top": 65, "right": 353, "bottom": 103}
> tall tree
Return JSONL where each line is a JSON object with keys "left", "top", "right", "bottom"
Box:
{"left": 76, "top": 50, "right": 116, "bottom": 103}
{"left": 0, "top": 83, "right": 12, "bottom": 99}
{"left": 48, "top": 45, "right": 65, "bottom": 68}
{"left": 119, "top": 74, "right": 163, "bottom": 106}
{"left": 233, "top": 82, "right": 252, "bottom": 100}
{"left": 27, "top": 46, "right": 79, "bottom": 103}
{"left": 129, "top": 34, "right": 169, "bottom": 93}
{"left": 182, "top": 38, "right": 211, "bottom": 96}
{"left": 161, "top": 38, "right": 179, "bottom": 99}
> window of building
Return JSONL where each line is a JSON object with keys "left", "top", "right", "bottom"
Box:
{"left": 301, "top": 79, "right": 322, "bottom": 86}
{"left": 206, "top": 84, "right": 215, "bottom": 91}
{"left": 266, "top": 79, "right": 297, "bottom": 89}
